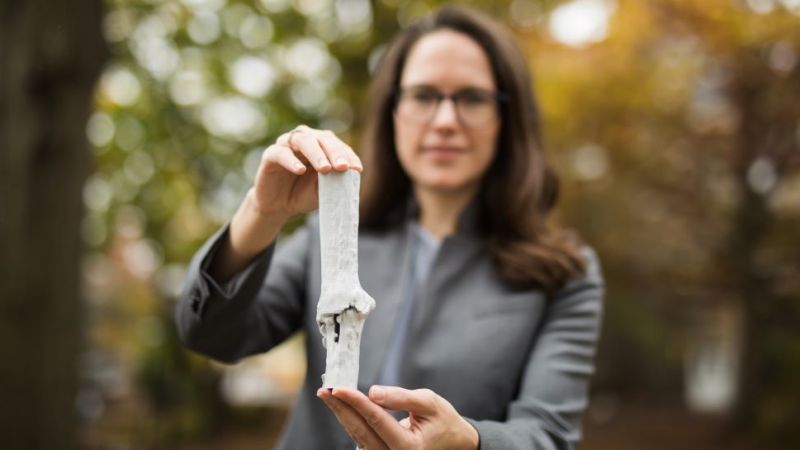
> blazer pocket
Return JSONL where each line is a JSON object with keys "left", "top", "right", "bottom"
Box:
{"left": 473, "top": 291, "right": 546, "bottom": 319}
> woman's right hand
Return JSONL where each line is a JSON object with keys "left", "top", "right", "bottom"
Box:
{"left": 211, "top": 126, "right": 362, "bottom": 281}
{"left": 250, "top": 125, "right": 363, "bottom": 218}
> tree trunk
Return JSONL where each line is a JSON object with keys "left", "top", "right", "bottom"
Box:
{"left": 726, "top": 49, "right": 773, "bottom": 432}
{"left": 0, "top": 1, "right": 106, "bottom": 448}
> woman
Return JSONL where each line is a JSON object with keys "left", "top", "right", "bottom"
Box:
{"left": 176, "top": 5, "right": 604, "bottom": 450}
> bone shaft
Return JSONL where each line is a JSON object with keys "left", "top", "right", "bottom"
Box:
{"left": 318, "top": 171, "right": 360, "bottom": 288}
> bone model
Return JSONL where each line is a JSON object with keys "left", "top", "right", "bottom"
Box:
{"left": 316, "top": 170, "right": 375, "bottom": 389}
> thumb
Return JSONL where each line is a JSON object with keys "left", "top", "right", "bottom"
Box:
{"left": 369, "top": 385, "right": 439, "bottom": 416}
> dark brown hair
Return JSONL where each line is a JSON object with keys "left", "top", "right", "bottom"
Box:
{"left": 359, "top": 5, "right": 585, "bottom": 296}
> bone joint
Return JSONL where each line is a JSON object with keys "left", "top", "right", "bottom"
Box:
{"left": 316, "top": 170, "right": 375, "bottom": 389}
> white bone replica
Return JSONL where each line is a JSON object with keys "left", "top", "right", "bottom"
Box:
{"left": 316, "top": 170, "right": 375, "bottom": 389}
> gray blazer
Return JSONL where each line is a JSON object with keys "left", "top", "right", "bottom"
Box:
{"left": 176, "top": 211, "right": 604, "bottom": 450}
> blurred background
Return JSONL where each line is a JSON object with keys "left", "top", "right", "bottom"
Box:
{"left": 2, "top": 0, "right": 799, "bottom": 449}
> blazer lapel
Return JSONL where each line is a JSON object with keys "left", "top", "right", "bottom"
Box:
{"left": 357, "top": 225, "right": 413, "bottom": 389}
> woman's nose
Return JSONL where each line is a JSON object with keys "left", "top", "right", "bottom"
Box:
{"left": 429, "top": 97, "right": 460, "bottom": 128}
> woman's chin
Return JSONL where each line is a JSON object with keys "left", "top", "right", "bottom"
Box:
{"left": 416, "top": 178, "right": 478, "bottom": 196}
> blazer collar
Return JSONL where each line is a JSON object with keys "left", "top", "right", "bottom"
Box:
{"left": 404, "top": 195, "right": 481, "bottom": 237}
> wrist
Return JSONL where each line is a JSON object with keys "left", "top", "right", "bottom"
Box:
{"left": 460, "top": 416, "right": 480, "bottom": 450}
{"left": 243, "top": 188, "right": 291, "bottom": 223}
{"left": 229, "top": 191, "right": 289, "bottom": 257}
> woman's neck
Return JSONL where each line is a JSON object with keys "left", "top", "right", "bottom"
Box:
{"left": 414, "top": 186, "right": 478, "bottom": 238}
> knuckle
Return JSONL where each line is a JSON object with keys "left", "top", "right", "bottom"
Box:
{"left": 297, "top": 125, "right": 315, "bottom": 136}
{"left": 326, "top": 401, "right": 340, "bottom": 413}
{"left": 281, "top": 150, "right": 298, "bottom": 162}
{"left": 364, "top": 410, "right": 382, "bottom": 428}
{"left": 261, "top": 145, "right": 279, "bottom": 160}
{"left": 350, "top": 424, "right": 369, "bottom": 442}
{"left": 417, "top": 388, "right": 438, "bottom": 404}
{"left": 417, "top": 388, "right": 434, "bottom": 398}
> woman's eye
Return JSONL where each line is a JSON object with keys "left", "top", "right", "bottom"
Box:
{"left": 413, "top": 91, "right": 439, "bottom": 103}
{"left": 458, "top": 91, "right": 490, "bottom": 105}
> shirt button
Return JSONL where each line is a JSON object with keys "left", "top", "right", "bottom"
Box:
{"left": 189, "top": 291, "right": 201, "bottom": 312}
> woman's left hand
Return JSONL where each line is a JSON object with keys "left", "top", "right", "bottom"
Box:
{"left": 317, "top": 385, "right": 479, "bottom": 450}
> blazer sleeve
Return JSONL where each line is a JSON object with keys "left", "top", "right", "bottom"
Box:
{"left": 467, "top": 247, "right": 605, "bottom": 450}
{"left": 174, "top": 222, "right": 312, "bottom": 364}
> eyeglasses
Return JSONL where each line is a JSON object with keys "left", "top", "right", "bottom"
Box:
{"left": 394, "top": 85, "right": 506, "bottom": 129}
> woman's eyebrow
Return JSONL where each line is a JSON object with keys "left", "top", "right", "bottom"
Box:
{"left": 399, "top": 83, "right": 438, "bottom": 90}
{"left": 400, "top": 84, "right": 494, "bottom": 92}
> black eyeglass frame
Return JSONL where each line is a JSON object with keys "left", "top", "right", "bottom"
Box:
{"left": 392, "top": 86, "right": 509, "bottom": 128}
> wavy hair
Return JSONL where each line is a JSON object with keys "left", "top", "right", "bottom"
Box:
{"left": 359, "top": 5, "right": 585, "bottom": 295}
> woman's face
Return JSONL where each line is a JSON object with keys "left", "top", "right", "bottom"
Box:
{"left": 393, "top": 29, "right": 501, "bottom": 197}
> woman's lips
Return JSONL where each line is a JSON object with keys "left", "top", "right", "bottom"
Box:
{"left": 421, "top": 146, "right": 465, "bottom": 160}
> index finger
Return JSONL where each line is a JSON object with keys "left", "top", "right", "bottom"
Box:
{"left": 331, "top": 388, "right": 412, "bottom": 448}
{"left": 317, "top": 130, "right": 363, "bottom": 172}
{"left": 287, "top": 130, "right": 334, "bottom": 173}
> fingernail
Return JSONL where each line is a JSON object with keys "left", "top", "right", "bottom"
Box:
{"left": 370, "top": 386, "right": 385, "bottom": 402}
{"left": 294, "top": 162, "right": 305, "bottom": 171}
{"left": 336, "top": 157, "right": 348, "bottom": 167}
{"left": 316, "top": 388, "right": 324, "bottom": 397}
{"left": 318, "top": 158, "right": 330, "bottom": 168}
